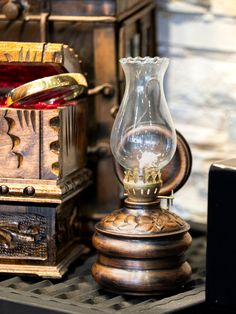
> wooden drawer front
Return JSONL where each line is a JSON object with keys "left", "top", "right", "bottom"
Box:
{"left": 0, "top": 212, "right": 48, "bottom": 261}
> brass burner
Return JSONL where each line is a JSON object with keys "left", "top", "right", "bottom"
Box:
{"left": 123, "top": 168, "right": 162, "bottom": 202}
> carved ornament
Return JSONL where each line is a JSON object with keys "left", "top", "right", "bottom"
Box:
{"left": 0, "top": 213, "right": 47, "bottom": 260}
{"left": 99, "top": 208, "right": 188, "bottom": 235}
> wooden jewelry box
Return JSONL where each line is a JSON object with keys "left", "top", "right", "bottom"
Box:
{"left": 0, "top": 41, "right": 91, "bottom": 278}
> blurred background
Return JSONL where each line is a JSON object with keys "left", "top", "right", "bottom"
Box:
{"left": 0, "top": 0, "right": 235, "bottom": 227}
{"left": 0, "top": 2, "right": 230, "bottom": 310}
{"left": 156, "top": 0, "right": 236, "bottom": 224}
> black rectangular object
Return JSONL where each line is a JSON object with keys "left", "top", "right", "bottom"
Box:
{"left": 206, "top": 159, "right": 236, "bottom": 310}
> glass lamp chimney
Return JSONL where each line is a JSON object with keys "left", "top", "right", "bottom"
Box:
{"left": 110, "top": 57, "right": 177, "bottom": 174}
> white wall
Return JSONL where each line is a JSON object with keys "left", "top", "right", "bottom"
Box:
{"left": 156, "top": 0, "right": 236, "bottom": 223}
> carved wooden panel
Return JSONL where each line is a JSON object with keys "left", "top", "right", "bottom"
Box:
{"left": 41, "top": 109, "right": 60, "bottom": 180}
{"left": 0, "top": 109, "right": 40, "bottom": 179}
{"left": 60, "top": 101, "right": 87, "bottom": 178}
{"left": 0, "top": 103, "right": 88, "bottom": 181}
{"left": 0, "top": 110, "right": 19, "bottom": 173}
{"left": 0, "top": 213, "right": 48, "bottom": 260}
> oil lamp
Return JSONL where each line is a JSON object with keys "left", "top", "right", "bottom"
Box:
{"left": 92, "top": 57, "right": 192, "bottom": 295}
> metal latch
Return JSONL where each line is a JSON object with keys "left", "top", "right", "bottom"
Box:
{"left": 88, "top": 83, "right": 115, "bottom": 97}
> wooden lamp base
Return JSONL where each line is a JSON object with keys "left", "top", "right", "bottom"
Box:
{"left": 92, "top": 200, "right": 192, "bottom": 295}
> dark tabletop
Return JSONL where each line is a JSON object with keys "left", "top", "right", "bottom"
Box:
{"left": 0, "top": 232, "right": 206, "bottom": 314}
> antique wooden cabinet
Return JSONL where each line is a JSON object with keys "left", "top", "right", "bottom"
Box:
{"left": 0, "top": 41, "right": 91, "bottom": 277}
{"left": 0, "top": 0, "right": 156, "bottom": 236}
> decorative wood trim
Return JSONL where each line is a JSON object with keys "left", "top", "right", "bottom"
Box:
{"left": 0, "top": 168, "right": 92, "bottom": 203}
{"left": 0, "top": 244, "right": 89, "bottom": 278}
{"left": 0, "top": 42, "right": 81, "bottom": 73}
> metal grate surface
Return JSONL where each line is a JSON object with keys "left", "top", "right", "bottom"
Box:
{"left": 0, "top": 235, "right": 206, "bottom": 314}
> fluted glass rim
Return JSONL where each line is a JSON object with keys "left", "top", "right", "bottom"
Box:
{"left": 119, "top": 56, "right": 169, "bottom": 65}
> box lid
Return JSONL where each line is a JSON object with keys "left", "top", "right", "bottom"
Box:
{"left": 0, "top": 41, "right": 82, "bottom": 92}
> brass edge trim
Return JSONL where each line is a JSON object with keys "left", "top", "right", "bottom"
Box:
{"left": 7, "top": 73, "right": 88, "bottom": 106}
{"left": 48, "top": 15, "right": 116, "bottom": 22}
{"left": 0, "top": 184, "right": 61, "bottom": 203}
{"left": 0, "top": 14, "right": 117, "bottom": 22}
{"left": 0, "top": 254, "right": 47, "bottom": 261}
{"left": 0, "top": 196, "right": 61, "bottom": 204}
{"left": 0, "top": 178, "right": 58, "bottom": 185}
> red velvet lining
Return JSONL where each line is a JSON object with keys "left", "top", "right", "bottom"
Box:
{"left": 0, "top": 63, "right": 76, "bottom": 109}
{"left": 0, "top": 63, "right": 65, "bottom": 88}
